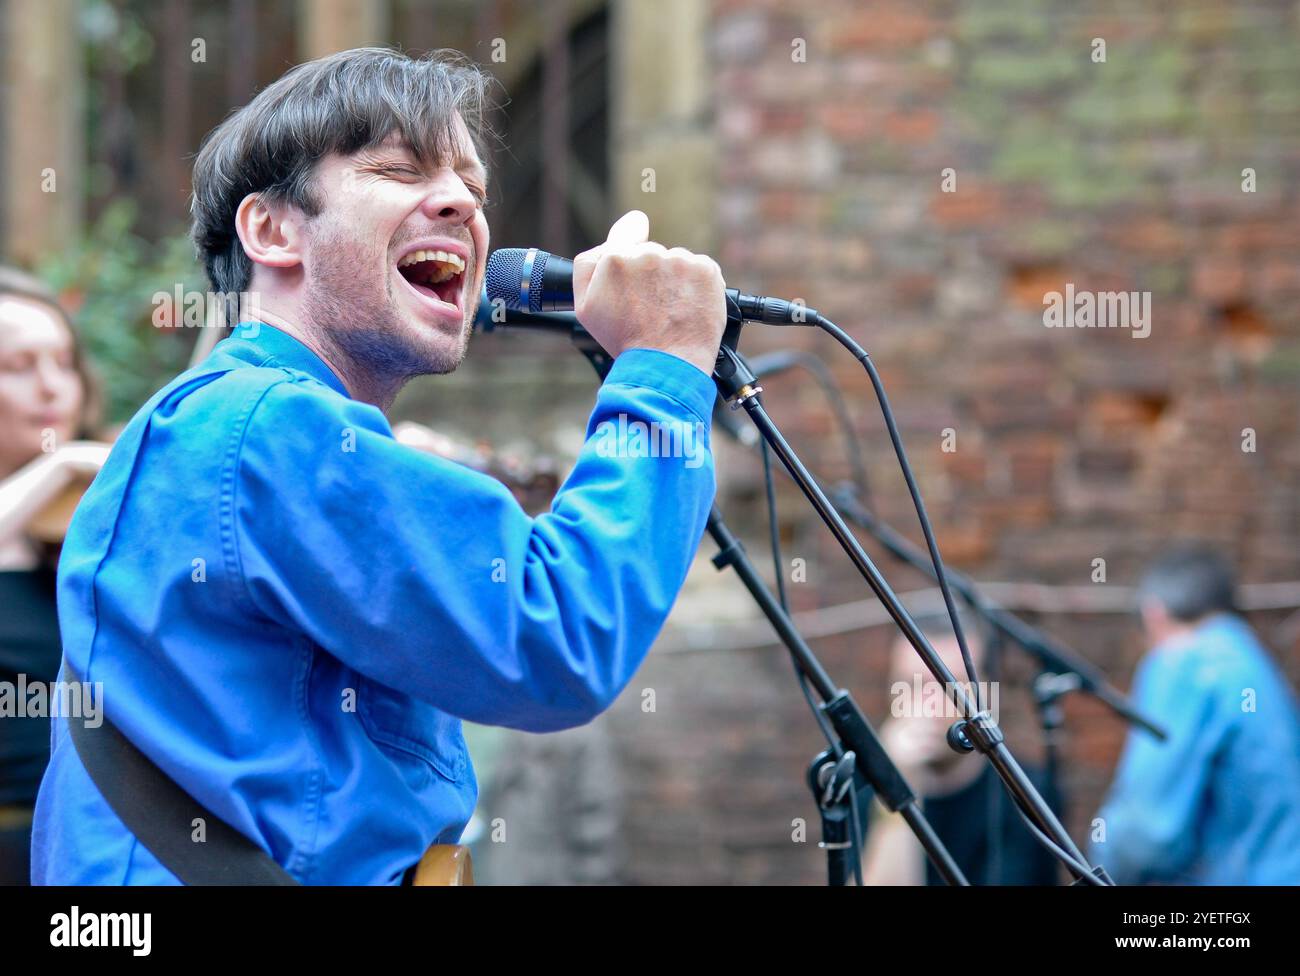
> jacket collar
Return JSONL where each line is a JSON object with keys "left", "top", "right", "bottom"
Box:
{"left": 220, "top": 321, "right": 352, "bottom": 399}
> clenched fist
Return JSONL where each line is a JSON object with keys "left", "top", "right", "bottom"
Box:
{"left": 571, "top": 210, "right": 727, "bottom": 376}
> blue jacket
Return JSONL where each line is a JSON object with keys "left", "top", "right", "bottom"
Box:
{"left": 32, "top": 322, "right": 716, "bottom": 884}
{"left": 1091, "top": 613, "right": 1300, "bottom": 884}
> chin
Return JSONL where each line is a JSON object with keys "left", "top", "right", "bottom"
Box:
{"left": 403, "top": 318, "right": 470, "bottom": 376}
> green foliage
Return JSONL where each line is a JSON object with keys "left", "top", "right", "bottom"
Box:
{"left": 80, "top": 0, "right": 156, "bottom": 72}
{"left": 38, "top": 201, "right": 207, "bottom": 424}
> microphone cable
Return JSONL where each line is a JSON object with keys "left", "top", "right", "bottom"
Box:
{"left": 811, "top": 313, "right": 984, "bottom": 703}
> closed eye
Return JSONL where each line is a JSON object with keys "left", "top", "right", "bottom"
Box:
{"left": 378, "top": 161, "right": 488, "bottom": 207}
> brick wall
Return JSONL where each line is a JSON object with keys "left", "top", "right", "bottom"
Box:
{"left": 590, "top": 0, "right": 1300, "bottom": 884}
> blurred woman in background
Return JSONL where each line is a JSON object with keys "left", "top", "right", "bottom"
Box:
{"left": 0, "top": 266, "right": 109, "bottom": 884}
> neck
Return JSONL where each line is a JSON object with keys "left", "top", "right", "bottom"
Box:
{"left": 241, "top": 302, "right": 405, "bottom": 411}
{"left": 1154, "top": 614, "right": 1216, "bottom": 647}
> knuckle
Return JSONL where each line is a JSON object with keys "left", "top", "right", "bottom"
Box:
{"left": 628, "top": 248, "right": 662, "bottom": 271}
{"left": 693, "top": 256, "right": 723, "bottom": 287}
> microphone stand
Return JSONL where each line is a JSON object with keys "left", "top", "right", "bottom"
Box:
{"left": 720, "top": 345, "right": 1165, "bottom": 744}
{"left": 827, "top": 481, "right": 1167, "bottom": 864}
{"left": 715, "top": 351, "right": 1166, "bottom": 878}
{"left": 703, "top": 307, "right": 1111, "bottom": 885}
{"left": 829, "top": 484, "right": 1167, "bottom": 742}
{"left": 565, "top": 322, "right": 968, "bottom": 886}
{"left": 1033, "top": 669, "right": 1082, "bottom": 828}
{"left": 488, "top": 296, "right": 1106, "bottom": 882}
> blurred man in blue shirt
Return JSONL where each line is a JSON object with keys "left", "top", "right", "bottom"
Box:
{"left": 31, "top": 48, "right": 726, "bottom": 884}
{"left": 1091, "top": 544, "right": 1300, "bottom": 884}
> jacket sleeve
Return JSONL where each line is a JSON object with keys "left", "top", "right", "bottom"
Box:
{"left": 229, "top": 347, "right": 717, "bottom": 732}
{"left": 1088, "top": 646, "right": 1236, "bottom": 883}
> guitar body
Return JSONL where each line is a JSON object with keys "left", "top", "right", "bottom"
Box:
{"left": 412, "top": 844, "right": 474, "bottom": 886}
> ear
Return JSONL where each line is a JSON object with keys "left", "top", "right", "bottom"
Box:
{"left": 234, "top": 193, "right": 304, "bottom": 271}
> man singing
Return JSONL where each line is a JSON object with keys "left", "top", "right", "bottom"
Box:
{"left": 32, "top": 47, "right": 726, "bottom": 884}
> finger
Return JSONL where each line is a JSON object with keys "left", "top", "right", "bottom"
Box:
{"left": 576, "top": 211, "right": 650, "bottom": 306}
{"left": 572, "top": 244, "right": 601, "bottom": 298}
{"left": 605, "top": 209, "right": 649, "bottom": 248}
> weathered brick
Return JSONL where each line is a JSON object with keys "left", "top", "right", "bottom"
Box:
{"left": 581, "top": 0, "right": 1300, "bottom": 887}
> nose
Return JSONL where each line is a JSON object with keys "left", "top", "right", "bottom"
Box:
{"left": 35, "top": 354, "right": 63, "bottom": 398}
{"left": 419, "top": 169, "right": 478, "bottom": 226}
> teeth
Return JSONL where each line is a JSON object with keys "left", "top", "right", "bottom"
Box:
{"left": 397, "top": 248, "right": 466, "bottom": 275}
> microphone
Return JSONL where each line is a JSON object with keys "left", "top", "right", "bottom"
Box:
{"left": 486, "top": 247, "right": 574, "bottom": 314}
{"left": 473, "top": 289, "right": 579, "bottom": 333}
{"left": 484, "top": 247, "right": 819, "bottom": 326}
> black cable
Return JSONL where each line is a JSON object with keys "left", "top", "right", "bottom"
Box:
{"left": 760, "top": 433, "right": 864, "bottom": 885}
{"left": 802, "top": 315, "right": 1104, "bottom": 882}
{"left": 813, "top": 314, "right": 984, "bottom": 706}
{"left": 728, "top": 327, "right": 1102, "bottom": 883}
{"left": 760, "top": 437, "right": 837, "bottom": 748}
{"left": 748, "top": 350, "right": 872, "bottom": 502}
{"left": 761, "top": 437, "right": 791, "bottom": 613}
{"left": 1008, "top": 798, "right": 1103, "bottom": 885}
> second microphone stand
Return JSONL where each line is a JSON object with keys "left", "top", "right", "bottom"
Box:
{"left": 703, "top": 309, "right": 1111, "bottom": 885}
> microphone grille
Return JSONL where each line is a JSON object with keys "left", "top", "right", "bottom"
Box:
{"left": 485, "top": 248, "right": 547, "bottom": 312}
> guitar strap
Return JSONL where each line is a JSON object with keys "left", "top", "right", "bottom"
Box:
{"left": 51, "top": 352, "right": 296, "bottom": 885}
{"left": 63, "top": 661, "right": 299, "bottom": 885}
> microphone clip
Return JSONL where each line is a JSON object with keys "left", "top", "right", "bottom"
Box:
{"left": 712, "top": 304, "right": 762, "bottom": 409}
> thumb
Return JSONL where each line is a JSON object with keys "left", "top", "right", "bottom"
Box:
{"left": 605, "top": 209, "right": 649, "bottom": 248}
{"left": 574, "top": 210, "right": 649, "bottom": 307}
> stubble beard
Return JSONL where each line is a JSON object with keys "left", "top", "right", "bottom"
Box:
{"left": 301, "top": 221, "right": 472, "bottom": 394}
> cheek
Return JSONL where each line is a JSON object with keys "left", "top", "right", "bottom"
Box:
{"left": 0, "top": 375, "right": 34, "bottom": 416}
{"left": 0, "top": 382, "right": 47, "bottom": 452}
{"left": 62, "top": 375, "right": 85, "bottom": 414}
{"left": 471, "top": 215, "right": 489, "bottom": 269}
{"left": 42, "top": 368, "right": 82, "bottom": 406}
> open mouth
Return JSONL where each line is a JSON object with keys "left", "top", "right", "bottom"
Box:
{"left": 396, "top": 248, "right": 467, "bottom": 313}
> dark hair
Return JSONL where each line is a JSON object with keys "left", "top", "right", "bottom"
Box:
{"left": 190, "top": 47, "right": 497, "bottom": 307}
{"left": 0, "top": 265, "right": 102, "bottom": 437}
{"left": 1137, "top": 543, "right": 1238, "bottom": 622}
